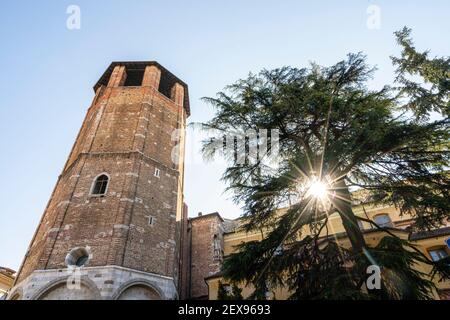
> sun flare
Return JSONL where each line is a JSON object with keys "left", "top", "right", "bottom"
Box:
{"left": 307, "top": 179, "right": 328, "bottom": 199}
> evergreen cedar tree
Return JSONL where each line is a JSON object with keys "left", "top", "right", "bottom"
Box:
{"left": 200, "top": 27, "right": 450, "bottom": 300}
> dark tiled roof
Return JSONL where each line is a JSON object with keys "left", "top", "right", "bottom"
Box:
{"left": 409, "top": 226, "right": 450, "bottom": 241}
{"left": 223, "top": 219, "right": 241, "bottom": 233}
{"left": 189, "top": 212, "right": 224, "bottom": 222}
{"left": 94, "top": 61, "right": 190, "bottom": 116}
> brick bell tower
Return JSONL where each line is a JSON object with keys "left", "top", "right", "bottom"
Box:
{"left": 9, "top": 62, "right": 189, "bottom": 300}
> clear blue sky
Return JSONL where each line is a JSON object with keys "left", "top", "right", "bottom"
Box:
{"left": 0, "top": 0, "right": 448, "bottom": 271}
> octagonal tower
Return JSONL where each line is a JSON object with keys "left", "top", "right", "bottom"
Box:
{"left": 9, "top": 61, "right": 189, "bottom": 300}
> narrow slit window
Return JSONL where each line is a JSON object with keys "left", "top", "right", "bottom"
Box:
{"left": 154, "top": 168, "right": 160, "bottom": 178}
{"left": 91, "top": 174, "right": 109, "bottom": 196}
{"left": 146, "top": 215, "right": 155, "bottom": 226}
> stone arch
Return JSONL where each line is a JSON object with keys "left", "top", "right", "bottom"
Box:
{"left": 7, "top": 286, "right": 23, "bottom": 300}
{"left": 112, "top": 279, "right": 164, "bottom": 300}
{"left": 31, "top": 276, "right": 102, "bottom": 300}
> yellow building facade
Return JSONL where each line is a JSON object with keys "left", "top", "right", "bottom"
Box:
{"left": 0, "top": 267, "right": 15, "bottom": 300}
{"left": 206, "top": 203, "right": 450, "bottom": 300}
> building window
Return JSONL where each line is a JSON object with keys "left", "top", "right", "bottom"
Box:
{"left": 428, "top": 248, "right": 449, "bottom": 262}
{"left": 373, "top": 214, "right": 392, "bottom": 228}
{"left": 154, "top": 168, "right": 160, "bottom": 178}
{"left": 146, "top": 215, "right": 155, "bottom": 226}
{"left": 264, "top": 281, "right": 272, "bottom": 300}
{"left": 76, "top": 255, "right": 89, "bottom": 267}
{"left": 65, "top": 247, "right": 90, "bottom": 267}
{"left": 223, "top": 284, "right": 232, "bottom": 294}
{"left": 123, "top": 68, "right": 145, "bottom": 87}
{"left": 274, "top": 245, "right": 283, "bottom": 256}
{"left": 91, "top": 174, "right": 109, "bottom": 196}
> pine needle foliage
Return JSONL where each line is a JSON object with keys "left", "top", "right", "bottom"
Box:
{"left": 202, "top": 29, "right": 449, "bottom": 300}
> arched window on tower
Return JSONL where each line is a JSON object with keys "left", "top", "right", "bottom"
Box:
{"left": 90, "top": 174, "right": 109, "bottom": 196}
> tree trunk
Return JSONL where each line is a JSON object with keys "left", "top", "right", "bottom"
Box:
{"left": 333, "top": 178, "right": 367, "bottom": 254}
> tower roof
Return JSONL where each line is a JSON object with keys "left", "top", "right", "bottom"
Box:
{"left": 94, "top": 61, "right": 190, "bottom": 116}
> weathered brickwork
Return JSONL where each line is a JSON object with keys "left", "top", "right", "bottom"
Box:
{"left": 12, "top": 62, "right": 189, "bottom": 300}
{"left": 187, "top": 213, "right": 224, "bottom": 299}
{"left": 177, "top": 204, "right": 191, "bottom": 300}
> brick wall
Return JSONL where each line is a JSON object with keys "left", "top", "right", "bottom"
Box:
{"left": 188, "top": 213, "right": 224, "bottom": 299}
{"left": 16, "top": 63, "right": 189, "bottom": 287}
{"left": 177, "top": 203, "right": 190, "bottom": 299}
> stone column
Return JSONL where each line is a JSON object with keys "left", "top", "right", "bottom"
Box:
{"left": 142, "top": 65, "right": 161, "bottom": 89}
{"left": 171, "top": 83, "right": 184, "bottom": 107}
{"left": 107, "top": 65, "right": 127, "bottom": 87}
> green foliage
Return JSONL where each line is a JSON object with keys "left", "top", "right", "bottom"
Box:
{"left": 201, "top": 28, "right": 450, "bottom": 300}
{"left": 361, "top": 236, "right": 435, "bottom": 300}
{"left": 392, "top": 27, "right": 450, "bottom": 119}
